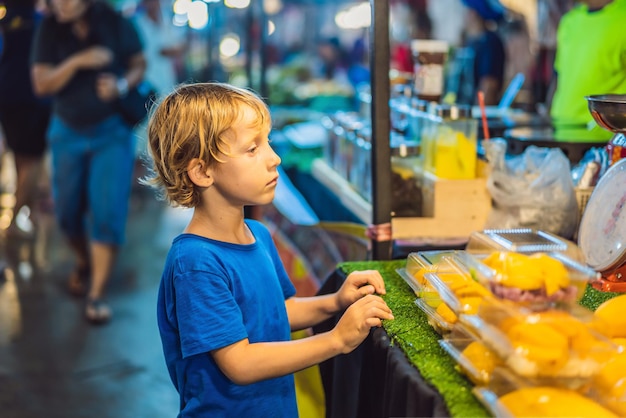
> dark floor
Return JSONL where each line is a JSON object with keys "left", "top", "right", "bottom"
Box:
{"left": 0, "top": 158, "right": 186, "bottom": 418}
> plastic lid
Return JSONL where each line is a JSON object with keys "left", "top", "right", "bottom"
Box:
{"left": 578, "top": 157, "right": 626, "bottom": 272}
{"left": 390, "top": 132, "right": 419, "bottom": 156}
{"left": 468, "top": 229, "right": 569, "bottom": 253}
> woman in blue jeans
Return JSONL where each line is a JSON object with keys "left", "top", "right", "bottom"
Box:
{"left": 31, "top": 0, "right": 146, "bottom": 324}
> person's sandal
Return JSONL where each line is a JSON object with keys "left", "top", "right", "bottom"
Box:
{"left": 85, "top": 298, "right": 112, "bottom": 325}
{"left": 67, "top": 265, "right": 90, "bottom": 298}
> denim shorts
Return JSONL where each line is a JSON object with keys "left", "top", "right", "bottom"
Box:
{"left": 47, "top": 114, "right": 135, "bottom": 245}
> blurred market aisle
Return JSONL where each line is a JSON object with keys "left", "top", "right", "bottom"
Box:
{"left": 0, "top": 153, "right": 327, "bottom": 417}
{"left": 0, "top": 153, "right": 181, "bottom": 418}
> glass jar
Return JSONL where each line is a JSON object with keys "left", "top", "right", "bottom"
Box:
{"left": 426, "top": 104, "right": 478, "bottom": 179}
{"left": 356, "top": 83, "right": 371, "bottom": 120}
{"left": 420, "top": 102, "right": 440, "bottom": 175}
{"left": 390, "top": 85, "right": 413, "bottom": 135}
{"left": 406, "top": 98, "right": 430, "bottom": 145}
{"left": 333, "top": 112, "right": 360, "bottom": 180}
{"left": 321, "top": 114, "right": 336, "bottom": 167}
{"left": 390, "top": 132, "right": 423, "bottom": 217}
{"left": 351, "top": 124, "right": 372, "bottom": 201}
{"left": 411, "top": 39, "right": 449, "bottom": 102}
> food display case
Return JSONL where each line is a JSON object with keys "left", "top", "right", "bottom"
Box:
{"left": 396, "top": 221, "right": 626, "bottom": 417}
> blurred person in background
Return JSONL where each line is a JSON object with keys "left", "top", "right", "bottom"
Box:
{"left": 131, "top": 0, "right": 187, "bottom": 160}
{"left": 391, "top": 7, "right": 433, "bottom": 75}
{"left": 314, "top": 36, "right": 350, "bottom": 84}
{"left": 531, "top": 0, "right": 572, "bottom": 107}
{"left": 131, "top": 0, "right": 186, "bottom": 98}
{"left": 455, "top": 0, "right": 506, "bottom": 106}
{"left": 30, "top": 0, "right": 146, "bottom": 324}
{"left": 548, "top": 0, "right": 626, "bottom": 142}
{"left": 0, "top": 0, "right": 51, "bottom": 239}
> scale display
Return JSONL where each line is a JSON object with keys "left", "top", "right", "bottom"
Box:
{"left": 579, "top": 158, "right": 626, "bottom": 272}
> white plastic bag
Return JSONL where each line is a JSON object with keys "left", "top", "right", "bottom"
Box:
{"left": 483, "top": 138, "right": 579, "bottom": 239}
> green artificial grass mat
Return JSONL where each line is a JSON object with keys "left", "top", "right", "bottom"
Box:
{"left": 337, "top": 260, "right": 622, "bottom": 418}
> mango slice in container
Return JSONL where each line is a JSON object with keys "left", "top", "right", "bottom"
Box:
{"left": 588, "top": 351, "right": 626, "bottom": 416}
{"left": 414, "top": 298, "right": 455, "bottom": 335}
{"left": 473, "top": 367, "right": 618, "bottom": 418}
{"left": 456, "top": 251, "right": 598, "bottom": 308}
{"left": 463, "top": 299, "right": 619, "bottom": 386}
{"left": 439, "top": 326, "right": 502, "bottom": 385}
{"left": 421, "top": 259, "right": 494, "bottom": 319}
{"left": 404, "top": 250, "right": 460, "bottom": 289}
{"left": 593, "top": 294, "right": 626, "bottom": 339}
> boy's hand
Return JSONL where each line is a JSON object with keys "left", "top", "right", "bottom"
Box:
{"left": 336, "top": 270, "right": 386, "bottom": 311}
{"left": 332, "top": 294, "right": 393, "bottom": 354}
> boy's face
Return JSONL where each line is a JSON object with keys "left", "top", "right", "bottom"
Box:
{"left": 210, "top": 105, "right": 281, "bottom": 207}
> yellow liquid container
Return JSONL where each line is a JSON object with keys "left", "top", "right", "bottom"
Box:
{"left": 425, "top": 104, "right": 477, "bottom": 179}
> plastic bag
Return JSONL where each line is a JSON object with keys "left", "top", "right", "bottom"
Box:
{"left": 483, "top": 138, "right": 579, "bottom": 239}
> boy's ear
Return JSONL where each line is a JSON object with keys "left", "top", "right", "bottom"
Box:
{"left": 186, "top": 158, "right": 214, "bottom": 187}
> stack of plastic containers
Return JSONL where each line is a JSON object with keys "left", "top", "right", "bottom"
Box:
{"left": 397, "top": 228, "right": 625, "bottom": 417}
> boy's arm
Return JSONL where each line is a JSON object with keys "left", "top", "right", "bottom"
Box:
{"left": 285, "top": 269, "right": 387, "bottom": 330}
{"left": 284, "top": 294, "right": 341, "bottom": 331}
{"left": 211, "top": 294, "right": 393, "bottom": 385}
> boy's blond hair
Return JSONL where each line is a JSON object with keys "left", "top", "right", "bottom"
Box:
{"left": 143, "top": 82, "right": 271, "bottom": 208}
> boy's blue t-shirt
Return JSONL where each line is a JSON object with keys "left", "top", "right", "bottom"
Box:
{"left": 157, "top": 219, "right": 298, "bottom": 417}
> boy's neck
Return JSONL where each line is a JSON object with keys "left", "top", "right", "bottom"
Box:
{"left": 185, "top": 209, "right": 254, "bottom": 245}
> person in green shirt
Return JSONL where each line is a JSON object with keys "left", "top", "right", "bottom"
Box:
{"left": 549, "top": 0, "right": 626, "bottom": 142}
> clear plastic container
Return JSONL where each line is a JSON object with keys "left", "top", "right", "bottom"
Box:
{"left": 419, "top": 108, "right": 439, "bottom": 175}
{"left": 406, "top": 98, "right": 429, "bottom": 144}
{"left": 415, "top": 298, "right": 456, "bottom": 335}
{"left": 423, "top": 104, "right": 478, "bottom": 179}
{"left": 473, "top": 367, "right": 618, "bottom": 417}
{"left": 454, "top": 251, "right": 599, "bottom": 307}
{"left": 422, "top": 268, "right": 493, "bottom": 317}
{"left": 350, "top": 124, "right": 372, "bottom": 201}
{"left": 587, "top": 352, "right": 626, "bottom": 416}
{"left": 439, "top": 325, "right": 502, "bottom": 385}
{"left": 397, "top": 266, "right": 441, "bottom": 301}
{"left": 356, "top": 83, "right": 371, "bottom": 120}
{"left": 404, "top": 250, "right": 460, "bottom": 288}
{"left": 389, "top": 94, "right": 412, "bottom": 135}
{"left": 465, "top": 228, "right": 584, "bottom": 261}
{"left": 320, "top": 115, "right": 336, "bottom": 167}
{"left": 462, "top": 299, "right": 618, "bottom": 385}
{"left": 390, "top": 132, "right": 423, "bottom": 217}
{"left": 333, "top": 112, "right": 361, "bottom": 180}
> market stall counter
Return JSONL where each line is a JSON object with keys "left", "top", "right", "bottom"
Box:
{"left": 313, "top": 260, "right": 619, "bottom": 418}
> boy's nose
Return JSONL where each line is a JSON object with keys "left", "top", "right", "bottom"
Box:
{"left": 270, "top": 148, "right": 281, "bottom": 166}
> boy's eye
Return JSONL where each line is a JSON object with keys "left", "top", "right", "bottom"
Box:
{"left": 248, "top": 145, "right": 258, "bottom": 153}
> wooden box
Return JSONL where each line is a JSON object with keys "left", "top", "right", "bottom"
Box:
{"left": 391, "top": 170, "right": 492, "bottom": 239}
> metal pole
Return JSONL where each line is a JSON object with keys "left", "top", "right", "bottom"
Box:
{"left": 369, "top": 0, "right": 392, "bottom": 260}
